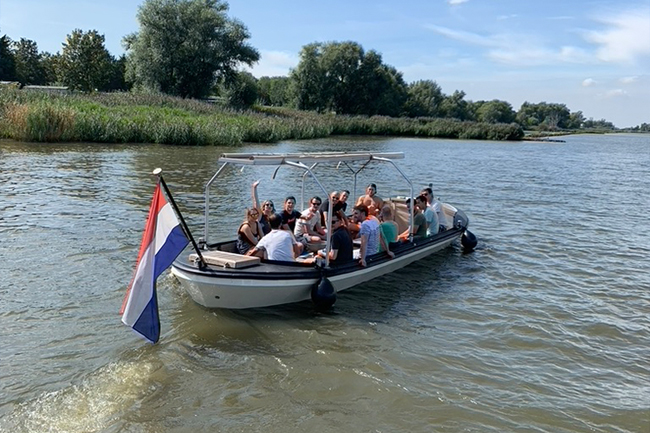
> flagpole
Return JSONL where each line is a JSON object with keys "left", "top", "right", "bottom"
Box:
{"left": 153, "top": 168, "right": 207, "bottom": 269}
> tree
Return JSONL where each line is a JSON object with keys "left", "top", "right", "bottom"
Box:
{"left": 404, "top": 80, "right": 444, "bottom": 118}
{"left": 40, "top": 52, "right": 61, "bottom": 85}
{"left": 440, "top": 90, "right": 471, "bottom": 120}
{"left": 0, "top": 33, "right": 16, "bottom": 81}
{"left": 290, "top": 43, "right": 330, "bottom": 112}
{"left": 290, "top": 41, "right": 407, "bottom": 116}
{"left": 13, "top": 38, "right": 46, "bottom": 85}
{"left": 59, "top": 29, "right": 113, "bottom": 91}
{"left": 474, "top": 99, "right": 516, "bottom": 124}
{"left": 225, "top": 71, "right": 258, "bottom": 108}
{"left": 257, "top": 76, "right": 290, "bottom": 106}
{"left": 516, "top": 101, "right": 571, "bottom": 130}
{"left": 124, "top": 0, "right": 259, "bottom": 99}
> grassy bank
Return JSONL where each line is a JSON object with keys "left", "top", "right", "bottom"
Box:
{"left": 0, "top": 90, "right": 524, "bottom": 145}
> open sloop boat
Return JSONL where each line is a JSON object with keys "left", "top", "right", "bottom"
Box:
{"left": 170, "top": 152, "right": 476, "bottom": 309}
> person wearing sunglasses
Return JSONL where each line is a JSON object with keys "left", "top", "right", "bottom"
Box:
{"left": 295, "top": 196, "right": 326, "bottom": 247}
{"left": 251, "top": 180, "right": 274, "bottom": 235}
{"left": 236, "top": 208, "right": 264, "bottom": 255}
{"left": 315, "top": 210, "right": 353, "bottom": 265}
{"left": 420, "top": 186, "right": 447, "bottom": 231}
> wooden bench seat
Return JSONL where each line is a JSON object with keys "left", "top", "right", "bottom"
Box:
{"left": 189, "top": 250, "right": 261, "bottom": 268}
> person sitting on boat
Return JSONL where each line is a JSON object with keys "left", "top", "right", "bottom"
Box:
{"left": 236, "top": 208, "right": 264, "bottom": 256}
{"left": 319, "top": 191, "right": 343, "bottom": 228}
{"left": 295, "top": 196, "right": 326, "bottom": 246}
{"left": 356, "top": 183, "right": 383, "bottom": 217}
{"left": 417, "top": 194, "right": 439, "bottom": 236}
{"left": 353, "top": 204, "right": 380, "bottom": 267}
{"left": 246, "top": 213, "right": 298, "bottom": 261}
{"left": 398, "top": 197, "right": 427, "bottom": 241}
{"left": 379, "top": 205, "right": 399, "bottom": 253}
{"left": 315, "top": 211, "right": 353, "bottom": 266}
{"left": 251, "top": 180, "right": 274, "bottom": 236}
{"left": 280, "top": 196, "right": 301, "bottom": 232}
{"left": 421, "top": 187, "right": 447, "bottom": 231}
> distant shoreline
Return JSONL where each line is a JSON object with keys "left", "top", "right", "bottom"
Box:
{"left": 0, "top": 90, "right": 526, "bottom": 145}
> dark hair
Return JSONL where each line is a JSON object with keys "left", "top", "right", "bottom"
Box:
{"left": 416, "top": 194, "right": 427, "bottom": 204}
{"left": 354, "top": 204, "right": 368, "bottom": 216}
{"left": 269, "top": 213, "right": 282, "bottom": 229}
{"left": 421, "top": 187, "right": 433, "bottom": 196}
{"left": 284, "top": 196, "right": 296, "bottom": 203}
{"left": 311, "top": 196, "right": 322, "bottom": 203}
{"left": 367, "top": 183, "right": 377, "bottom": 191}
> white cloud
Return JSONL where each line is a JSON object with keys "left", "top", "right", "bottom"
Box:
{"left": 425, "top": 24, "right": 592, "bottom": 66}
{"left": 619, "top": 76, "right": 638, "bottom": 84}
{"left": 605, "top": 89, "right": 628, "bottom": 97}
{"left": 582, "top": 78, "right": 597, "bottom": 87}
{"left": 447, "top": 0, "right": 469, "bottom": 5}
{"left": 243, "top": 50, "right": 298, "bottom": 78}
{"left": 584, "top": 7, "right": 650, "bottom": 63}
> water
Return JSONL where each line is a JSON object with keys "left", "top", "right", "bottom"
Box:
{"left": 0, "top": 134, "right": 648, "bottom": 432}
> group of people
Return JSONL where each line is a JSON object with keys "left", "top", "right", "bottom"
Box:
{"left": 235, "top": 181, "right": 447, "bottom": 267}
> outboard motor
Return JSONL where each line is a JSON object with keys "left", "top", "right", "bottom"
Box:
{"left": 311, "top": 271, "right": 336, "bottom": 310}
{"left": 461, "top": 230, "right": 478, "bottom": 251}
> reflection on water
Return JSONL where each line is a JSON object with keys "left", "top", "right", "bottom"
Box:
{"left": 1, "top": 135, "right": 649, "bottom": 433}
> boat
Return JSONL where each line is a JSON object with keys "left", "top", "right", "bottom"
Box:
{"left": 170, "top": 152, "right": 477, "bottom": 309}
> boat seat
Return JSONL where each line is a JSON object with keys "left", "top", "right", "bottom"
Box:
{"left": 441, "top": 203, "right": 457, "bottom": 229}
{"left": 189, "top": 250, "right": 261, "bottom": 268}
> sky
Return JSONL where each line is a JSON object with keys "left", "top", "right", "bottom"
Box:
{"left": 1, "top": 0, "right": 649, "bottom": 127}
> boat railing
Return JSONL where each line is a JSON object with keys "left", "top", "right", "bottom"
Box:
{"left": 201, "top": 152, "right": 419, "bottom": 268}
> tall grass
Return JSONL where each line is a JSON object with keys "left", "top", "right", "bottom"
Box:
{"left": 0, "top": 89, "right": 524, "bottom": 145}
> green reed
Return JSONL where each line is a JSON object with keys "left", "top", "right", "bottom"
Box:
{"left": 0, "top": 89, "right": 524, "bottom": 145}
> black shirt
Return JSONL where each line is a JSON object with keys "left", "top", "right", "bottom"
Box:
{"left": 319, "top": 199, "right": 345, "bottom": 226}
{"left": 330, "top": 226, "right": 353, "bottom": 266}
{"left": 281, "top": 210, "right": 301, "bottom": 232}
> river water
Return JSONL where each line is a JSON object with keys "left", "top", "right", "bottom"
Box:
{"left": 0, "top": 134, "right": 648, "bottom": 433}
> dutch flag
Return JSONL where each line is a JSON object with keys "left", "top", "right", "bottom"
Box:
{"left": 120, "top": 181, "right": 188, "bottom": 343}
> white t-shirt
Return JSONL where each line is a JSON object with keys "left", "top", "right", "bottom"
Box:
{"left": 256, "top": 229, "right": 294, "bottom": 261}
{"left": 294, "top": 209, "right": 320, "bottom": 238}
{"left": 430, "top": 200, "right": 446, "bottom": 229}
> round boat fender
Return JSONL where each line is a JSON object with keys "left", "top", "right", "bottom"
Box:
{"left": 461, "top": 229, "right": 478, "bottom": 251}
{"left": 311, "top": 271, "right": 336, "bottom": 310}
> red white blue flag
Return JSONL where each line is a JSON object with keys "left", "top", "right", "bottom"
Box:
{"left": 120, "top": 181, "right": 188, "bottom": 343}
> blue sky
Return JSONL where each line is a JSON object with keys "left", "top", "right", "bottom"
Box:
{"left": 1, "top": 0, "right": 649, "bottom": 127}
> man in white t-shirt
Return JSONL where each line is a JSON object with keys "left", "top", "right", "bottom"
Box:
{"left": 248, "top": 214, "right": 296, "bottom": 261}
{"left": 294, "top": 196, "right": 326, "bottom": 246}
{"left": 421, "top": 187, "right": 447, "bottom": 231}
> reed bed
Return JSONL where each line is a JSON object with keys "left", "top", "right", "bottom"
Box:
{"left": 0, "top": 90, "right": 524, "bottom": 145}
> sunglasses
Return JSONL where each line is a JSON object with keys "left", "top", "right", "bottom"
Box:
{"left": 249, "top": 213, "right": 259, "bottom": 217}
{"left": 263, "top": 203, "right": 273, "bottom": 207}
{"left": 311, "top": 201, "right": 321, "bottom": 205}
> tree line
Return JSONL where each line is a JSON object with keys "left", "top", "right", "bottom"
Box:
{"left": 0, "top": 0, "right": 638, "bottom": 131}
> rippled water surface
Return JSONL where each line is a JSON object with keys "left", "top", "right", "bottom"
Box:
{"left": 1, "top": 134, "right": 649, "bottom": 432}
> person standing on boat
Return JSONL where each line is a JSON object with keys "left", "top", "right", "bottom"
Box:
{"left": 236, "top": 209, "right": 264, "bottom": 255}
{"left": 251, "top": 180, "right": 274, "bottom": 235}
{"left": 247, "top": 213, "right": 297, "bottom": 261}
{"left": 421, "top": 187, "right": 446, "bottom": 231}
{"left": 315, "top": 211, "right": 353, "bottom": 265}
{"left": 353, "top": 204, "right": 380, "bottom": 267}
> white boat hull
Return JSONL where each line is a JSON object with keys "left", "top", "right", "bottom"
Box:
{"left": 171, "top": 232, "right": 460, "bottom": 309}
